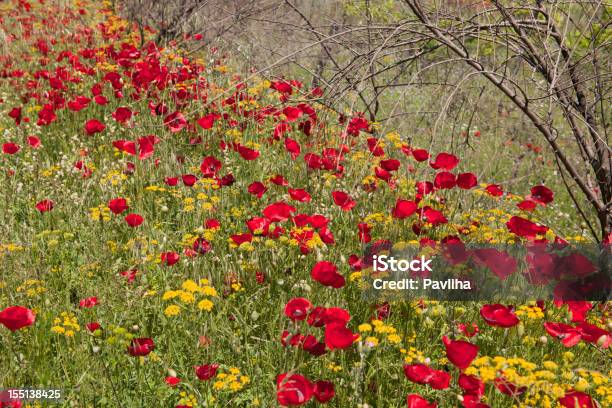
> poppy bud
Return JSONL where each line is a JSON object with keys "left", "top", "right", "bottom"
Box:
{"left": 597, "top": 335, "right": 608, "bottom": 348}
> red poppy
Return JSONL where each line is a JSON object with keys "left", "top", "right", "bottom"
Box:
{"left": 558, "top": 390, "right": 596, "bottom": 408}
{"left": 543, "top": 322, "right": 581, "bottom": 347}
{"left": 529, "top": 185, "right": 554, "bottom": 204}
{"left": 276, "top": 373, "right": 313, "bottom": 406}
{"left": 380, "top": 159, "right": 400, "bottom": 171}
{"left": 37, "top": 104, "right": 57, "bottom": 126}
{"left": 403, "top": 364, "right": 450, "bottom": 390}
{"left": 200, "top": 156, "right": 222, "bottom": 178}
{"left": 2, "top": 143, "right": 20, "bottom": 154}
{"left": 407, "top": 394, "right": 437, "bottom": 408}
{"left": 108, "top": 198, "right": 128, "bottom": 214}
{"left": 271, "top": 81, "right": 293, "bottom": 94}
{"left": 182, "top": 174, "right": 198, "bottom": 187}
{"left": 430, "top": 152, "right": 459, "bottom": 170}
{"left": 462, "top": 395, "right": 490, "bottom": 408}
{"left": 442, "top": 336, "right": 478, "bottom": 370}
{"left": 517, "top": 199, "right": 537, "bottom": 211}
{"left": 159, "top": 251, "right": 179, "bottom": 266}
{"left": 124, "top": 213, "right": 144, "bottom": 227}
{"left": 231, "top": 233, "right": 253, "bottom": 245}
{"left": 313, "top": 380, "right": 335, "bottom": 403}
{"left": 237, "top": 145, "right": 260, "bottom": 160}
{"left": 331, "top": 191, "right": 356, "bottom": 211}
{"left": 84, "top": 119, "right": 105, "bottom": 135}
{"left": 421, "top": 207, "right": 447, "bottom": 225}
{"left": 416, "top": 181, "right": 434, "bottom": 195}
{"left": 283, "top": 106, "right": 303, "bottom": 122}
{"left": 434, "top": 171, "right": 456, "bottom": 189}
{"left": 248, "top": 181, "right": 268, "bottom": 198}
{"left": 86, "top": 322, "right": 101, "bottom": 332}
{"left": 195, "top": 364, "right": 219, "bottom": 380}
{"left": 506, "top": 216, "right": 548, "bottom": 238}
{"left": 164, "top": 111, "right": 187, "bottom": 132}
{"left": 112, "top": 107, "right": 133, "bottom": 123}
{"left": 35, "top": 199, "right": 54, "bottom": 212}
{"left": 8, "top": 106, "right": 22, "bottom": 125}
{"left": 206, "top": 219, "right": 221, "bottom": 229}
{"left": 304, "top": 153, "right": 322, "bottom": 169}
{"left": 79, "top": 297, "right": 98, "bottom": 308}
{"left": 113, "top": 140, "right": 137, "bottom": 155}
{"left": 347, "top": 116, "right": 369, "bottom": 136}
{"left": 27, "top": 136, "right": 41, "bottom": 148}
{"left": 127, "top": 337, "right": 155, "bottom": 356}
{"left": 558, "top": 301, "right": 592, "bottom": 323}
{"left": 479, "top": 304, "right": 519, "bottom": 328}
{"left": 285, "top": 137, "right": 301, "bottom": 160}
{"left": 165, "top": 177, "right": 179, "bottom": 186}
{"left": 364, "top": 138, "right": 383, "bottom": 157}
{"left": 288, "top": 188, "right": 311, "bottom": 203}
{"left": 471, "top": 249, "right": 517, "bottom": 280}
{"left": 458, "top": 373, "right": 485, "bottom": 397}
{"left": 263, "top": 202, "right": 296, "bottom": 222}
{"left": 576, "top": 322, "right": 611, "bottom": 348}
{"left": 324, "top": 323, "right": 357, "bottom": 350}
{"left": 321, "top": 307, "right": 351, "bottom": 327}
{"left": 412, "top": 149, "right": 430, "bottom": 162}
{"left": 392, "top": 199, "right": 417, "bottom": 219}
{"left": 311, "top": 261, "right": 345, "bottom": 288}
{"left": 0, "top": 306, "right": 35, "bottom": 331}
{"left": 284, "top": 297, "right": 312, "bottom": 321}
{"left": 197, "top": 113, "right": 218, "bottom": 129}
{"left": 165, "top": 376, "right": 180, "bottom": 387}
{"left": 270, "top": 174, "right": 289, "bottom": 186}
{"left": 358, "top": 222, "right": 371, "bottom": 243}
{"left": 484, "top": 184, "right": 503, "bottom": 197}
{"left": 137, "top": 135, "right": 159, "bottom": 160}
{"left": 457, "top": 173, "right": 477, "bottom": 189}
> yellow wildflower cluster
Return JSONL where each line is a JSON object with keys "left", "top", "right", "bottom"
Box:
{"left": 89, "top": 204, "right": 111, "bottom": 221}
{"left": 465, "top": 355, "right": 612, "bottom": 407}
{"left": 401, "top": 347, "right": 427, "bottom": 364}
{"left": 99, "top": 169, "right": 127, "bottom": 186}
{"left": 213, "top": 367, "right": 250, "bottom": 392}
{"left": 177, "top": 392, "right": 198, "bottom": 407}
{"left": 515, "top": 304, "right": 545, "bottom": 320}
{"left": 51, "top": 312, "right": 81, "bottom": 337}
{"left": 357, "top": 319, "right": 402, "bottom": 348}
{"left": 0, "top": 243, "right": 25, "bottom": 253}
{"left": 16, "top": 279, "right": 46, "bottom": 298}
{"left": 162, "top": 279, "right": 218, "bottom": 316}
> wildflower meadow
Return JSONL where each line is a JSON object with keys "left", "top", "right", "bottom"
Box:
{"left": 0, "top": 1, "right": 610, "bottom": 407}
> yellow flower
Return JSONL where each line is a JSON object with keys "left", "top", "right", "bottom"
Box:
{"left": 198, "top": 299, "right": 214, "bottom": 311}
{"left": 358, "top": 323, "right": 372, "bottom": 332}
{"left": 182, "top": 279, "right": 200, "bottom": 292}
{"left": 164, "top": 305, "right": 181, "bottom": 317}
{"left": 201, "top": 285, "right": 217, "bottom": 297}
{"left": 365, "top": 336, "right": 379, "bottom": 347}
{"left": 387, "top": 334, "right": 401, "bottom": 344}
